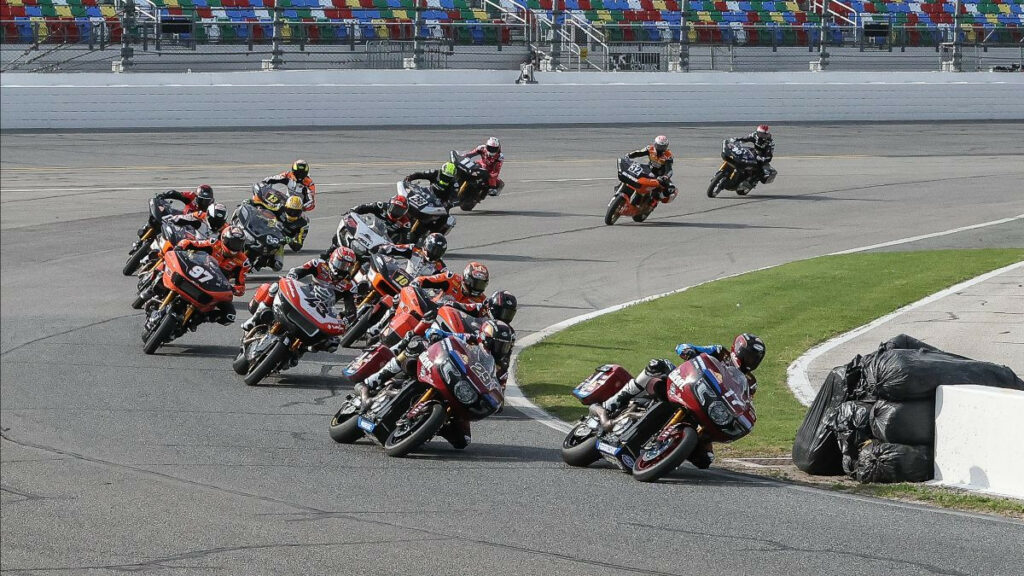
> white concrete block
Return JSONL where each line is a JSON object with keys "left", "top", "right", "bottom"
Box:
{"left": 934, "top": 385, "right": 1024, "bottom": 499}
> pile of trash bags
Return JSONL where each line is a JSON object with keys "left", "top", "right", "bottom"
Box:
{"left": 793, "top": 334, "right": 1024, "bottom": 483}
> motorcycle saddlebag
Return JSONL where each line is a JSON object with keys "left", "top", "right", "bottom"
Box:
{"left": 343, "top": 344, "right": 395, "bottom": 383}
{"left": 572, "top": 365, "right": 632, "bottom": 405}
{"left": 248, "top": 282, "right": 274, "bottom": 313}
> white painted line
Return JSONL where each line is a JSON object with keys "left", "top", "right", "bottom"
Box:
{"left": 828, "top": 214, "right": 1024, "bottom": 256}
{"left": 785, "top": 260, "right": 1024, "bottom": 406}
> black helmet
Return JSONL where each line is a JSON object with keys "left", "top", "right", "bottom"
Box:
{"left": 292, "top": 160, "right": 309, "bottom": 181}
{"left": 207, "top": 203, "right": 227, "bottom": 230}
{"left": 195, "top": 184, "right": 214, "bottom": 210}
{"left": 486, "top": 290, "right": 517, "bottom": 324}
{"left": 221, "top": 225, "right": 246, "bottom": 254}
{"left": 731, "top": 333, "right": 765, "bottom": 373}
{"left": 480, "top": 320, "right": 514, "bottom": 358}
{"left": 422, "top": 233, "right": 447, "bottom": 262}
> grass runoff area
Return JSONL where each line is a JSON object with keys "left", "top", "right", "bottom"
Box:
{"left": 517, "top": 248, "right": 1024, "bottom": 459}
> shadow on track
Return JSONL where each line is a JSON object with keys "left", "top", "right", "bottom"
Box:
{"left": 399, "top": 441, "right": 563, "bottom": 465}
{"left": 640, "top": 221, "right": 808, "bottom": 230}
{"left": 449, "top": 251, "right": 611, "bottom": 264}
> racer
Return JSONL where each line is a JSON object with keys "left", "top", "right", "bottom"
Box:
{"left": 259, "top": 160, "right": 316, "bottom": 211}
{"left": 413, "top": 261, "right": 489, "bottom": 305}
{"left": 461, "top": 137, "right": 505, "bottom": 197}
{"left": 169, "top": 226, "right": 250, "bottom": 325}
{"left": 277, "top": 195, "right": 310, "bottom": 255}
{"left": 626, "top": 135, "right": 675, "bottom": 202}
{"left": 405, "top": 161, "right": 459, "bottom": 206}
{"left": 596, "top": 333, "right": 765, "bottom": 470}
{"left": 735, "top": 124, "right": 776, "bottom": 183}
{"left": 377, "top": 232, "right": 448, "bottom": 276}
{"left": 167, "top": 203, "right": 228, "bottom": 233}
{"left": 351, "top": 194, "right": 412, "bottom": 244}
{"left": 155, "top": 184, "right": 215, "bottom": 214}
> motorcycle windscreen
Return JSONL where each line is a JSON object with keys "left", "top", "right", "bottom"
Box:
{"left": 279, "top": 278, "right": 346, "bottom": 336}
{"left": 167, "top": 250, "right": 233, "bottom": 306}
{"left": 445, "top": 338, "right": 502, "bottom": 419}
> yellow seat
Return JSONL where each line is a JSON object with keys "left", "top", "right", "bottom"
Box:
{"left": 473, "top": 9, "right": 489, "bottom": 19}
{"left": 166, "top": 0, "right": 179, "bottom": 7}
{"left": 56, "top": 5, "right": 72, "bottom": 17}
{"left": 687, "top": 28, "right": 696, "bottom": 42}
{"left": 9, "top": 0, "right": 24, "bottom": 7}
{"left": 392, "top": 9, "right": 408, "bottom": 18}
{"left": 997, "top": 4, "right": 1010, "bottom": 14}
{"left": 652, "top": 0, "right": 666, "bottom": 9}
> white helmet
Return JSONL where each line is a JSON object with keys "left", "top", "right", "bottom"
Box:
{"left": 653, "top": 135, "right": 669, "bottom": 154}
{"left": 484, "top": 137, "right": 501, "bottom": 158}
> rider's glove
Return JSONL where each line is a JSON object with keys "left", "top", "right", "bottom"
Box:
{"left": 422, "top": 308, "right": 438, "bottom": 323}
{"left": 646, "top": 358, "right": 675, "bottom": 376}
{"left": 286, "top": 271, "right": 299, "bottom": 279}
{"left": 676, "top": 344, "right": 698, "bottom": 360}
{"left": 425, "top": 328, "right": 445, "bottom": 343}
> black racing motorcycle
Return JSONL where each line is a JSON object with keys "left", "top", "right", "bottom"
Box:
{"left": 450, "top": 150, "right": 491, "bottom": 212}
{"left": 123, "top": 197, "right": 180, "bottom": 276}
{"left": 396, "top": 181, "right": 456, "bottom": 244}
{"left": 706, "top": 139, "right": 776, "bottom": 198}
{"left": 231, "top": 203, "right": 287, "bottom": 271}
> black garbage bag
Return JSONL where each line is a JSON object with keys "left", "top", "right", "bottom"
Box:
{"left": 793, "top": 366, "right": 851, "bottom": 475}
{"left": 880, "top": 334, "right": 942, "bottom": 353}
{"left": 826, "top": 401, "right": 873, "bottom": 475}
{"left": 854, "top": 441, "right": 933, "bottom": 483}
{"left": 862, "top": 348, "right": 1024, "bottom": 402}
{"left": 870, "top": 400, "right": 935, "bottom": 445}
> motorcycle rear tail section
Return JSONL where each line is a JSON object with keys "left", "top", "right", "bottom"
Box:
{"left": 344, "top": 344, "right": 394, "bottom": 382}
{"left": 572, "top": 364, "right": 632, "bottom": 405}
{"left": 248, "top": 282, "right": 275, "bottom": 313}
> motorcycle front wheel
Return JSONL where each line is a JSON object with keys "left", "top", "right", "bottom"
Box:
{"left": 706, "top": 171, "right": 726, "bottom": 198}
{"left": 383, "top": 401, "right": 446, "bottom": 458}
{"left": 340, "top": 305, "right": 378, "bottom": 348}
{"left": 561, "top": 422, "right": 601, "bottom": 467}
{"left": 632, "top": 425, "right": 698, "bottom": 483}
{"left": 604, "top": 195, "right": 625, "bottom": 226}
{"left": 243, "top": 340, "right": 289, "bottom": 386}
{"left": 143, "top": 311, "right": 177, "bottom": 355}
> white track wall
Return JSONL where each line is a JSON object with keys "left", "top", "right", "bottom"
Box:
{"left": 3, "top": 71, "right": 1024, "bottom": 130}
{"left": 933, "top": 385, "right": 1024, "bottom": 499}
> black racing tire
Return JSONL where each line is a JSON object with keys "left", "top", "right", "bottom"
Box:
{"left": 383, "top": 401, "right": 446, "bottom": 458}
{"left": 328, "top": 399, "right": 365, "bottom": 443}
{"left": 632, "top": 211, "right": 650, "bottom": 223}
{"left": 232, "top": 349, "right": 250, "bottom": 375}
{"left": 130, "top": 295, "right": 147, "bottom": 310}
{"left": 604, "top": 195, "right": 625, "bottom": 226}
{"left": 459, "top": 199, "right": 478, "bottom": 212}
{"left": 340, "top": 306, "right": 377, "bottom": 348}
{"left": 632, "top": 426, "right": 699, "bottom": 483}
{"left": 561, "top": 422, "right": 601, "bottom": 468}
{"left": 243, "top": 341, "right": 289, "bottom": 386}
{"left": 143, "top": 311, "right": 176, "bottom": 355}
{"left": 122, "top": 244, "right": 149, "bottom": 276}
{"left": 707, "top": 171, "right": 726, "bottom": 198}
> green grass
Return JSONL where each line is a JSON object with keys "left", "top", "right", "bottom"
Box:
{"left": 516, "top": 249, "right": 1024, "bottom": 458}
{"left": 836, "top": 483, "right": 1024, "bottom": 517}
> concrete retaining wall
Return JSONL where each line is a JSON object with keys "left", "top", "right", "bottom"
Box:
{"left": 933, "top": 385, "right": 1024, "bottom": 499}
{"left": 3, "top": 70, "right": 1023, "bottom": 130}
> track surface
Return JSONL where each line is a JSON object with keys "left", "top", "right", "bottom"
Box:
{"left": 2, "top": 124, "right": 1023, "bottom": 575}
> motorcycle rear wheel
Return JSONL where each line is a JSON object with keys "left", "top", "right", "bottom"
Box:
{"left": 632, "top": 426, "right": 699, "bottom": 483}
{"left": 604, "top": 195, "right": 625, "bottom": 226}
{"left": 122, "top": 244, "right": 149, "bottom": 276}
{"left": 383, "top": 401, "right": 446, "bottom": 458}
{"left": 328, "top": 399, "right": 364, "bottom": 443}
{"left": 232, "top": 349, "right": 250, "bottom": 375}
{"left": 561, "top": 422, "right": 601, "bottom": 467}
{"left": 243, "top": 341, "right": 289, "bottom": 386}
{"left": 707, "top": 172, "right": 726, "bottom": 198}
{"left": 143, "top": 312, "right": 176, "bottom": 355}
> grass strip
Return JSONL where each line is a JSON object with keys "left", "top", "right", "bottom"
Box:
{"left": 516, "top": 248, "right": 1024, "bottom": 458}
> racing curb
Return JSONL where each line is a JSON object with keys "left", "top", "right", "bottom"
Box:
{"left": 505, "top": 214, "right": 1024, "bottom": 427}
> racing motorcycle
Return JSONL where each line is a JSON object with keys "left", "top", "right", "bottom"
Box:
{"left": 450, "top": 150, "right": 491, "bottom": 212}
{"left": 131, "top": 217, "right": 216, "bottom": 310}
{"left": 395, "top": 181, "right": 456, "bottom": 244}
{"left": 328, "top": 212, "right": 392, "bottom": 264}
{"left": 604, "top": 157, "right": 676, "bottom": 226}
{"left": 560, "top": 353, "right": 756, "bottom": 482}
{"left": 339, "top": 254, "right": 414, "bottom": 348}
{"left": 375, "top": 285, "right": 456, "bottom": 347}
{"left": 233, "top": 276, "right": 347, "bottom": 386}
{"left": 231, "top": 203, "right": 286, "bottom": 271}
{"left": 330, "top": 336, "right": 503, "bottom": 457}
{"left": 248, "top": 183, "right": 285, "bottom": 213}
{"left": 706, "top": 138, "right": 776, "bottom": 198}
{"left": 139, "top": 249, "right": 234, "bottom": 355}
{"left": 123, "top": 197, "right": 180, "bottom": 276}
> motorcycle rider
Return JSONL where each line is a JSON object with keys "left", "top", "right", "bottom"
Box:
{"left": 377, "top": 232, "right": 449, "bottom": 276}
{"left": 596, "top": 333, "right": 765, "bottom": 470}
{"left": 156, "top": 184, "right": 215, "bottom": 214}
{"left": 360, "top": 319, "right": 515, "bottom": 449}
{"left": 259, "top": 160, "right": 316, "bottom": 212}
{"left": 626, "top": 135, "right": 675, "bottom": 201}
{"left": 735, "top": 124, "right": 775, "bottom": 184}
{"left": 351, "top": 194, "right": 412, "bottom": 244}
{"left": 277, "top": 195, "right": 310, "bottom": 255}
{"left": 167, "top": 202, "right": 228, "bottom": 234}
{"left": 413, "top": 261, "right": 489, "bottom": 305}
{"left": 242, "top": 246, "right": 360, "bottom": 336}
{"left": 460, "top": 137, "right": 504, "bottom": 197}
{"left": 405, "top": 161, "right": 459, "bottom": 207}
{"left": 165, "top": 226, "right": 250, "bottom": 326}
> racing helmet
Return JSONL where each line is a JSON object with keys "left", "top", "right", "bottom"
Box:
{"left": 731, "top": 333, "right": 766, "bottom": 373}
{"left": 195, "top": 184, "right": 215, "bottom": 210}
{"left": 486, "top": 290, "right": 517, "bottom": 324}
{"left": 328, "top": 246, "right": 358, "bottom": 280}
{"left": 221, "top": 225, "right": 246, "bottom": 254}
{"left": 291, "top": 160, "right": 310, "bottom": 181}
{"left": 435, "top": 162, "right": 457, "bottom": 191}
{"left": 653, "top": 135, "right": 669, "bottom": 155}
{"left": 283, "top": 195, "right": 304, "bottom": 223}
{"left": 388, "top": 194, "right": 409, "bottom": 220}
{"left": 480, "top": 320, "right": 515, "bottom": 358}
{"left": 484, "top": 137, "right": 501, "bottom": 158}
{"left": 462, "top": 262, "right": 489, "bottom": 298}
{"left": 207, "top": 203, "right": 228, "bottom": 230}
{"left": 753, "top": 125, "right": 772, "bottom": 148}
{"left": 422, "top": 233, "right": 447, "bottom": 262}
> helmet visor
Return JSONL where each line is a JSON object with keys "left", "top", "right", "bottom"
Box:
{"left": 489, "top": 336, "right": 513, "bottom": 357}
{"left": 485, "top": 144, "right": 500, "bottom": 156}
{"left": 388, "top": 203, "right": 407, "bottom": 219}
{"left": 223, "top": 235, "right": 245, "bottom": 253}
{"left": 285, "top": 208, "right": 302, "bottom": 221}
{"left": 464, "top": 275, "right": 487, "bottom": 296}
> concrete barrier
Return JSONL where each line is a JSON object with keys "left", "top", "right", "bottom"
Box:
{"left": 3, "top": 70, "right": 1024, "bottom": 130}
{"left": 933, "top": 385, "right": 1024, "bottom": 499}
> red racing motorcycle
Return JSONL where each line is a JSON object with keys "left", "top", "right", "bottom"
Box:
{"left": 560, "top": 353, "right": 756, "bottom": 482}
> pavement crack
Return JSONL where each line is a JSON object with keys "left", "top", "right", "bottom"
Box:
{"left": 623, "top": 521, "right": 968, "bottom": 576}
{"left": 0, "top": 313, "right": 139, "bottom": 357}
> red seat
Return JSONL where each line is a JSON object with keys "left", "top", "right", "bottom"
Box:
{"left": 359, "top": 0, "right": 374, "bottom": 8}
{"left": 640, "top": 0, "right": 654, "bottom": 9}
{"left": 747, "top": 11, "right": 758, "bottom": 22}
{"left": 664, "top": 0, "right": 678, "bottom": 9}
{"left": 578, "top": 0, "right": 590, "bottom": 9}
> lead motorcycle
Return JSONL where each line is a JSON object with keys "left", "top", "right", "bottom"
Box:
{"left": 233, "top": 276, "right": 348, "bottom": 386}
{"left": 706, "top": 138, "right": 776, "bottom": 198}
{"left": 604, "top": 157, "right": 676, "bottom": 226}
{"left": 561, "top": 353, "right": 756, "bottom": 482}
{"left": 450, "top": 150, "right": 492, "bottom": 212}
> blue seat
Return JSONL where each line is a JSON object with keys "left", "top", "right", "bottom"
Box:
{"left": 361, "top": 24, "right": 376, "bottom": 39}
{"left": 26, "top": 6, "right": 43, "bottom": 17}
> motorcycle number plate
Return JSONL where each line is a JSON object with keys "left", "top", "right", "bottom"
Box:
{"left": 596, "top": 441, "right": 621, "bottom": 456}
{"left": 357, "top": 417, "right": 376, "bottom": 433}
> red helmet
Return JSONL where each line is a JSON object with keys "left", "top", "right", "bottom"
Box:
{"left": 462, "top": 262, "right": 489, "bottom": 298}
{"left": 328, "top": 246, "right": 357, "bottom": 280}
{"left": 220, "top": 225, "right": 246, "bottom": 254}
{"left": 731, "top": 333, "right": 765, "bottom": 373}
{"left": 388, "top": 194, "right": 409, "bottom": 220}
{"left": 484, "top": 137, "right": 501, "bottom": 158}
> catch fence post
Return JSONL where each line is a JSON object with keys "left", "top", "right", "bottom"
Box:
{"left": 115, "top": 0, "right": 136, "bottom": 72}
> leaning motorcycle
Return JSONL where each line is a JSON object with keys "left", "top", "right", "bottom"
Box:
{"left": 123, "top": 197, "right": 180, "bottom": 276}
{"left": 450, "top": 150, "right": 491, "bottom": 212}
{"left": 339, "top": 254, "right": 414, "bottom": 348}
{"left": 560, "top": 353, "right": 756, "bottom": 482}
{"left": 231, "top": 203, "right": 286, "bottom": 271}
{"left": 139, "top": 249, "right": 234, "bottom": 355}
{"left": 604, "top": 157, "right": 676, "bottom": 226}
{"left": 395, "top": 181, "right": 456, "bottom": 244}
{"left": 131, "top": 217, "right": 216, "bottom": 309}
{"left": 329, "top": 212, "right": 392, "bottom": 264}
{"left": 706, "top": 138, "right": 776, "bottom": 198}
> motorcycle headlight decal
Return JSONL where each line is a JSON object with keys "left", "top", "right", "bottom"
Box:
{"left": 708, "top": 401, "right": 733, "bottom": 427}
{"left": 453, "top": 379, "right": 479, "bottom": 405}
{"left": 440, "top": 361, "right": 461, "bottom": 386}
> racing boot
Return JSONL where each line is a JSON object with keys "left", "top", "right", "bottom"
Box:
{"left": 687, "top": 440, "right": 715, "bottom": 469}
{"left": 361, "top": 357, "right": 402, "bottom": 395}
{"left": 241, "top": 302, "right": 271, "bottom": 331}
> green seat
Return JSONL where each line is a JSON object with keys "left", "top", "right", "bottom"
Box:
{"left": 453, "top": 0, "right": 468, "bottom": 8}
{"left": 179, "top": 0, "right": 194, "bottom": 7}
{"left": 41, "top": 5, "right": 58, "bottom": 17}
{"left": 206, "top": 0, "right": 222, "bottom": 7}
{"left": 527, "top": 0, "right": 540, "bottom": 9}
{"left": 710, "top": 10, "right": 723, "bottom": 22}
{"left": 71, "top": 5, "right": 88, "bottom": 16}
{"left": 373, "top": 0, "right": 387, "bottom": 9}
{"left": 590, "top": 0, "right": 603, "bottom": 8}
{"left": 380, "top": 9, "right": 393, "bottom": 18}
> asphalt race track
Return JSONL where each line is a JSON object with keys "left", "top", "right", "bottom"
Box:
{"left": 2, "top": 124, "right": 1023, "bottom": 575}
